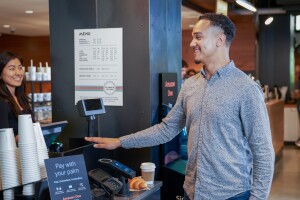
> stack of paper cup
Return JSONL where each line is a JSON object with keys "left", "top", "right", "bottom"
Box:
{"left": 28, "top": 59, "right": 36, "bottom": 81}
{"left": 22, "top": 183, "right": 35, "bottom": 196}
{"left": 38, "top": 62, "right": 44, "bottom": 73}
{"left": 18, "top": 115, "right": 41, "bottom": 196}
{"left": 36, "top": 62, "right": 44, "bottom": 81}
{"left": 42, "top": 72, "right": 48, "bottom": 81}
{"left": 28, "top": 66, "right": 36, "bottom": 81}
{"left": 3, "top": 189, "right": 14, "bottom": 200}
{"left": 45, "top": 62, "right": 51, "bottom": 81}
{"left": 25, "top": 72, "right": 30, "bottom": 80}
{"left": 46, "top": 67, "right": 51, "bottom": 81}
{"left": 33, "top": 123, "right": 49, "bottom": 179}
{"left": 36, "top": 72, "right": 42, "bottom": 81}
{"left": 0, "top": 128, "right": 22, "bottom": 199}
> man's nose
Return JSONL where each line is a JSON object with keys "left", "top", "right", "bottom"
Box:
{"left": 190, "top": 39, "right": 195, "bottom": 48}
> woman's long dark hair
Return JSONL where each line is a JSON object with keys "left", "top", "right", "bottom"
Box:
{"left": 0, "top": 51, "right": 32, "bottom": 118}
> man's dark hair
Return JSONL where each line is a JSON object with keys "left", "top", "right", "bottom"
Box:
{"left": 199, "top": 13, "right": 236, "bottom": 45}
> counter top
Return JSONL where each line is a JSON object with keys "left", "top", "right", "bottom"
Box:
{"left": 265, "top": 99, "right": 284, "bottom": 159}
{"left": 117, "top": 181, "right": 162, "bottom": 200}
{"left": 265, "top": 99, "right": 284, "bottom": 106}
{"left": 284, "top": 103, "right": 298, "bottom": 108}
{"left": 92, "top": 181, "right": 162, "bottom": 200}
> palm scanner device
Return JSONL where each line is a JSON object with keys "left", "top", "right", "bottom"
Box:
{"left": 76, "top": 98, "right": 106, "bottom": 137}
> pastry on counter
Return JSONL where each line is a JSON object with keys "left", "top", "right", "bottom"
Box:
{"left": 129, "top": 176, "right": 148, "bottom": 190}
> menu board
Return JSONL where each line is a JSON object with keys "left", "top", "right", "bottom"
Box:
{"left": 74, "top": 28, "right": 123, "bottom": 106}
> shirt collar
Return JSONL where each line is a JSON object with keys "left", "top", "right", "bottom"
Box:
{"left": 200, "top": 60, "right": 235, "bottom": 79}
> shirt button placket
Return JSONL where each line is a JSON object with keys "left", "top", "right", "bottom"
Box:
{"left": 195, "top": 80, "right": 209, "bottom": 196}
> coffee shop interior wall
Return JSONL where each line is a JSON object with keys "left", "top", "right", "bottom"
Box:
{"left": 0, "top": 34, "right": 51, "bottom": 93}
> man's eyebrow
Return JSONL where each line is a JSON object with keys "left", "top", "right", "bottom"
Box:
{"left": 193, "top": 32, "right": 202, "bottom": 36}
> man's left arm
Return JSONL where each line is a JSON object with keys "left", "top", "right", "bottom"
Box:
{"left": 240, "top": 84, "right": 275, "bottom": 200}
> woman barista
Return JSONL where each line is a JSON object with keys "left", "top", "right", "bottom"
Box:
{"left": 0, "top": 51, "right": 33, "bottom": 140}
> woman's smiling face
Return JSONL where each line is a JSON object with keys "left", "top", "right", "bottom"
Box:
{"left": 1, "top": 58, "right": 24, "bottom": 90}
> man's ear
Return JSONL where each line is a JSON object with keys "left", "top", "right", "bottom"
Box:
{"left": 216, "top": 33, "right": 226, "bottom": 47}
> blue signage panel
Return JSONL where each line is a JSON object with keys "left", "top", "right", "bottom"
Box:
{"left": 45, "top": 155, "right": 92, "bottom": 200}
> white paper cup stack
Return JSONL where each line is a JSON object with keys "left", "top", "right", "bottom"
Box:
{"left": 22, "top": 183, "right": 35, "bottom": 196}
{"left": 18, "top": 115, "right": 41, "bottom": 196}
{"left": 33, "top": 123, "right": 49, "bottom": 179}
{"left": 42, "top": 73, "right": 48, "bottom": 81}
{"left": 3, "top": 188, "right": 14, "bottom": 200}
{"left": 0, "top": 128, "right": 22, "bottom": 199}
{"left": 28, "top": 66, "right": 36, "bottom": 81}
{"left": 46, "top": 67, "right": 51, "bottom": 81}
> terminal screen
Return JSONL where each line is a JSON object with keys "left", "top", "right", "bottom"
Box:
{"left": 85, "top": 99, "right": 102, "bottom": 111}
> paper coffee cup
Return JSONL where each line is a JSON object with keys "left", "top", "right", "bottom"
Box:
{"left": 42, "top": 72, "right": 48, "bottom": 81}
{"left": 36, "top": 72, "right": 42, "bottom": 81}
{"left": 46, "top": 67, "right": 51, "bottom": 81}
{"left": 37, "top": 93, "right": 44, "bottom": 102}
{"left": 18, "top": 114, "right": 36, "bottom": 144}
{"left": 140, "top": 162, "right": 156, "bottom": 185}
{"left": 28, "top": 66, "right": 36, "bottom": 81}
{"left": 25, "top": 72, "right": 30, "bottom": 80}
{"left": 0, "top": 128, "right": 16, "bottom": 151}
{"left": 33, "top": 93, "right": 38, "bottom": 102}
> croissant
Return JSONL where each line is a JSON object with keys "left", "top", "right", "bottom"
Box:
{"left": 129, "top": 177, "right": 148, "bottom": 190}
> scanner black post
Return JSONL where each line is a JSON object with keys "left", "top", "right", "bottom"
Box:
{"left": 76, "top": 98, "right": 106, "bottom": 137}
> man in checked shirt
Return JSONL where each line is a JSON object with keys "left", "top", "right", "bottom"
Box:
{"left": 86, "top": 13, "right": 275, "bottom": 200}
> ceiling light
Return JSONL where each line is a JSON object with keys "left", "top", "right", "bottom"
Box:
{"left": 25, "top": 10, "right": 33, "bottom": 14}
{"left": 3, "top": 25, "right": 10, "bottom": 28}
{"left": 264, "top": 17, "right": 273, "bottom": 25}
{"left": 236, "top": 0, "right": 257, "bottom": 12}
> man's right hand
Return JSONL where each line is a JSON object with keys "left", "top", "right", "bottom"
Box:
{"left": 85, "top": 137, "right": 121, "bottom": 150}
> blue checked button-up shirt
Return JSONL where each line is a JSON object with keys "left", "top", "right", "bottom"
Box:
{"left": 120, "top": 61, "right": 275, "bottom": 199}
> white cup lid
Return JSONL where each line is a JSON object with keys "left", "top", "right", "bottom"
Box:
{"left": 140, "top": 162, "right": 156, "bottom": 170}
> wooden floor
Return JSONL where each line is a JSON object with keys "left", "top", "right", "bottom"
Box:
{"left": 269, "top": 145, "right": 300, "bottom": 200}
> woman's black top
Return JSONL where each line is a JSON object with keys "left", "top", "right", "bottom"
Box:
{"left": 0, "top": 98, "right": 30, "bottom": 136}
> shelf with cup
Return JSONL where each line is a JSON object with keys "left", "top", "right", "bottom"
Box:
{"left": 26, "top": 82, "right": 52, "bottom": 124}
{"left": 25, "top": 61, "right": 52, "bottom": 124}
